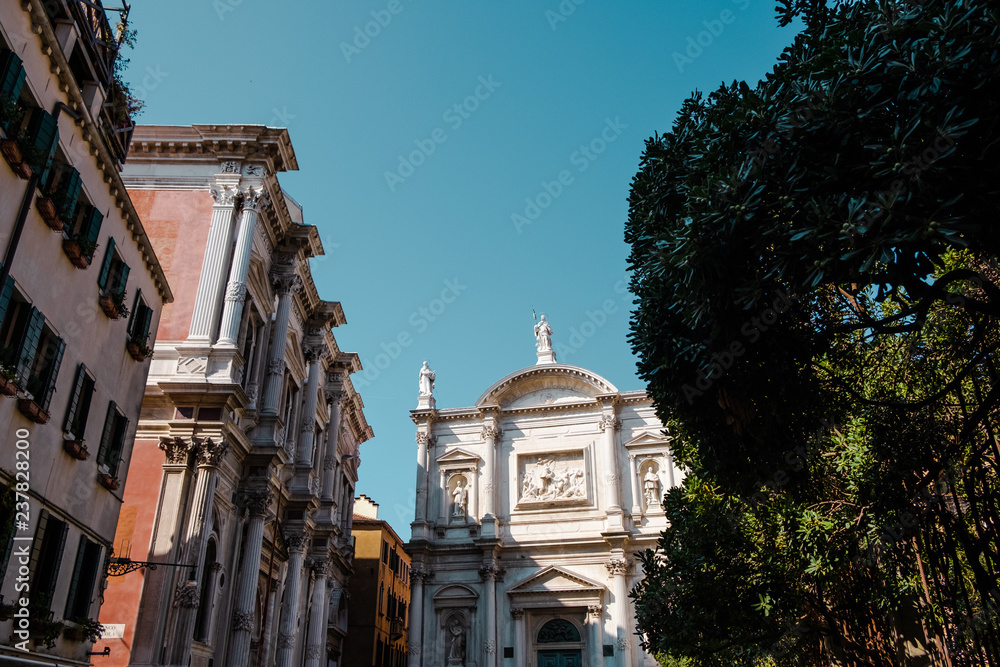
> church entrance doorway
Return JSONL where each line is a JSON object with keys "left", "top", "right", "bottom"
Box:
{"left": 536, "top": 618, "right": 585, "bottom": 667}
{"left": 538, "top": 650, "right": 583, "bottom": 667}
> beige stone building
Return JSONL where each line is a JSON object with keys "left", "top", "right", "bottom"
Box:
{"left": 0, "top": 1, "right": 171, "bottom": 665}
{"left": 91, "top": 124, "right": 372, "bottom": 667}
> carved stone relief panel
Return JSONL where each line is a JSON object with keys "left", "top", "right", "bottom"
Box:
{"left": 516, "top": 450, "right": 588, "bottom": 507}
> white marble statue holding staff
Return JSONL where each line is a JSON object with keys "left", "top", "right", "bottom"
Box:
{"left": 418, "top": 361, "right": 436, "bottom": 396}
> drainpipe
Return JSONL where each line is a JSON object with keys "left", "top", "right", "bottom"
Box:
{"left": 0, "top": 101, "right": 81, "bottom": 289}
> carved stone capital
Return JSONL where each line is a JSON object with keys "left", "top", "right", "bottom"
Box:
{"left": 599, "top": 416, "right": 621, "bottom": 432}
{"left": 479, "top": 562, "right": 504, "bottom": 581}
{"left": 588, "top": 603, "right": 603, "bottom": 619}
{"left": 303, "top": 343, "right": 327, "bottom": 363}
{"left": 242, "top": 185, "right": 270, "bottom": 211}
{"left": 311, "top": 558, "right": 331, "bottom": 578}
{"left": 510, "top": 607, "right": 524, "bottom": 620}
{"left": 606, "top": 557, "right": 630, "bottom": 576}
{"left": 239, "top": 490, "right": 273, "bottom": 517}
{"left": 410, "top": 565, "right": 430, "bottom": 582}
{"left": 173, "top": 581, "right": 200, "bottom": 608}
{"left": 232, "top": 611, "right": 255, "bottom": 632}
{"left": 284, "top": 529, "right": 308, "bottom": 554}
{"left": 416, "top": 432, "right": 430, "bottom": 446}
{"left": 195, "top": 438, "right": 228, "bottom": 468}
{"left": 210, "top": 184, "right": 237, "bottom": 206}
{"left": 271, "top": 273, "right": 301, "bottom": 295}
{"left": 225, "top": 281, "right": 247, "bottom": 304}
{"left": 158, "top": 436, "right": 193, "bottom": 465}
{"left": 324, "top": 387, "right": 346, "bottom": 406}
{"left": 481, "top": 425, "right": 501, "bottom": 440}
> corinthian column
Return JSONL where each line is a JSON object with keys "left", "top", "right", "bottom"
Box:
{"left": 481, "top": 423, "right": 499, "bottom": 517}
{"left": 226, "top": 490, "right": 272, "bottom": 667}
{"left": 511, "top": 608, "right": 526, "bottom": 667}
{"left": 165, "top": 438, "right": 227, "bottom": 667}
{"left": 260, "top": 270, "right": 299, "bottom": 417}
{"left": 303, "top": 559, "right": 329, "bottom": 667}
{"left": 322, "top": 390, "right": 345, "bottom": 501}
{"left": 218, "top": 185, "right": 270, "bottom": 346}
{"left": 628, "top": 453, "right": 642, "bottom": 517}
{"left": 600, "top": 413, "right": 624, "bottom": 527}
{"left": 295, "top": 346, "right": 324, "bottom": 470}
{"left": 479, "top": 562, "right": 501, "bottom": 667}
{"left": 607, "top": 557, "right": 631, "bottom": 667}
{"left": 274, "top": 529, "right": 308, "bottom": 667}
{"left": 588, "top": 604, "right": 604, "bottom": 667}
{"left": 407, "top": 565, "right": 426, "bottom": 667}
{"left": 189, "top": 181, "right": 239, "bottom": 342}
{"left": 414, "top": 432, "right": 430, "bottom": 524}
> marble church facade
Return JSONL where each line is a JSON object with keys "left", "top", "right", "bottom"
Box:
{"left": 93, "top": 125, "right": 372, "bottom": 667}
{"left": 407, "top": 339, "right": 682, "bottom": 667}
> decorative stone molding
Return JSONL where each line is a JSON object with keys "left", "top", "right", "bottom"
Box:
{"left": 479, "top": 562, "right": 504, "bottom": 581}
{"left": 510, "top": 607, "right": 524, "bottom": 620}
{"left": 303, "top": 344, "right": 326, "bottom": 363}
{"left": 481, "top": 425, "right": 501, "bottom": 440}
{"left": 408, "top": 642, "right": 422, "bottom": 656}
{"left": 174, "top": 582, "right": 200, "bottom": 608}
{"left": 271, "top": 273, "right": 301, "bottom": 295}
{"left": 587, "top": 604, "right": 603, "bottom": 619}
{"left": 195, "top": 438, "right": 228, "bottom": 468}
{"left": 243, "top": 164, "right": 265, "bottom": 177}
{"left": 276, "top": 632, "right": 296, "bottom": 649}
{"left": 311, "top": 558, "right": 331, "bottom": 578}
{"left": 159, "top": 437, "right": 192, "bottom": 465}
{"left": 210, "top": 184, "right": 237, "bottom": 206}
{"left": 225, "top": 281, "right": 247, "bottom": 304}
{"left": 484, "top": 640, "right": 497, "bottom": 654}
{"left": 240, "top": 490, "right": 273, "bottom": 517}
{"left": 232, "top": 611, "right": 255, "bottom": 632}
{"left": 605, "top": 473, "right": 622, "bottom": 486}
{"left": 410, "top": 565, "right": 430, "bottom": 582}
{"left": 598, "top": 416, "right": 621, "bottom": 432}
{"left": 177, "top": 356, "right": 208, "bottom": 375}
{"left": 306, "top": 644, "right": 324, "bottom": 659}
{"left": 323, "top": 455, "right": 337, "bottom": 470}
{"left": 416, "top": 433, "right": 430, "bottom": 446}
{"left": 617, "top": 636, "right": 628, "bottom": 650}
{"left": 324, "top": 388, "right": 346, "bottom": 406}
{"left": 220, "top": 161, "right": 241, "bottom": 174}
{"left": 606, "top": 557, "right": 630, "bottom": 576}
{"left": 301, "top": 416, "right": 316, "bottom": 433}
{"left": 268, "top": 359, "right": 285, "bottom": 376}
{"left": 242, "top": 185, "right": 269, "bottom": 210}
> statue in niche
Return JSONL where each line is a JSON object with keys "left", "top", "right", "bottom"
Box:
{"left": 418, "top": 361, "right": 436, "bottom": 397}
{"left": 644, "top": 465, "right": 662, "bottom": 508}
{"left": 534, "top": 315, "right": 553, "bottom": 352}
{"left": 451, "top": 478, "right": 468, "bottom": 518}
{"left": 447, "top": 615, "right": 466, "bottom": 664}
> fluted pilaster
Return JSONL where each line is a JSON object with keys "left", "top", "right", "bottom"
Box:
{"left": 189, "top": 181, "right": 239, "bottom": 342}
{"left": 226, "top": 490, "right": 272, "bottom": 667}
{"left": 218, "top": 185, "right": 270, "bottom": 346}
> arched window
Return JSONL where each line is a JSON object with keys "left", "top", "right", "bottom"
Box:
{"left": 537, "top": 619, "right": 581, "bottom": 643}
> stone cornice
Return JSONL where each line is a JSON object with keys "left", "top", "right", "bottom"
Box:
{"left": 127, "top": 124, "right": 298, "bottom": 173}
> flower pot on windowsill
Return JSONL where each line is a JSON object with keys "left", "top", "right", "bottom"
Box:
{"left": 127, "top": 339, "right": 153, "bottom": 361}
{"left": 0, "top": 374, "right": 17, "bottom": 397}
{"left": 62, "top": 238, "right": 94, "bottom": 269}
{"left": 1, "top": 138, "right": 33, "bottom": 180}
{"left": 17, "top": 397, "right": 49, "bottom": 424}
{"left": 98, "top": 472, "right": 119, "bottom": 491}
{"left": 62, "top": 438, "right": 89, "bottom": 461}
{"left": 99, "top": 293, "right": 123, "bottom": 319}
{"left": 36, "top": 197, "right": 64, "bottom": 231}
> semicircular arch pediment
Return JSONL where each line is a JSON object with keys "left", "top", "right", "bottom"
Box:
{"left": 475, "top": 364, "right": 618, "bottom": 409}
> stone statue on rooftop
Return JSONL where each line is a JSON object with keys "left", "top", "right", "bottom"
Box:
{"left": 418, "top": 361, "right": 435, "bottom": 397}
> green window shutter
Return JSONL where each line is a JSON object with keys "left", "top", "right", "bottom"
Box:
{"left": 110, "top": 414, "right": 129, "bottom": 476}
{"left": 114, "top": 262, "right": 130, "bottom": 296}
{"left": 40, "top": 337, "right": 65, "bottom": 411}
{"left": 63, "top": 535, "right": 88, "bottom": 619}
{"left": 25, "top": 108, "right": 59, "bottom": 183}
{"left": 63, "top": 364, "right": 87, "bottom": 433}
{"left": 140, "top": 305, "right": 153, "bottom": 342}
{"left": 29, "top": 510, "right": 49, "bottom": 580}
{"left": 126, "top": 291, "right": 140, "bottom": 336}
{"left": 0, "top": 49, "right": 26, "bottom": 101}
{"left": 97, "top": 237, "right": 116, "bottom": 289}
{"left": 15, "top": 307, "right": 43, "bottom": 385}
{"left": 97, "top": 402, "right": 116, "bottom": 468}
{"left": 81, "top": 206, "right": 104, "bottom": 246}
{"left": 0, "top": 273, "right": 14, "bottom": 331}
{"left": 57, "top": 167, "right": 82, "bottom": 221}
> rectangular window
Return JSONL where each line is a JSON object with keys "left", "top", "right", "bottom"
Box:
{"left": 0, "top": 484, "right": 15, "bottom": 591}
{"left": 63, "top": 364, "right": 95, "bottom": 439}
{"left": 97, "top": 237, "right": 130, "bottom": 299}
{"left": 127, "top": 290, "right": 153, "bottom": 344}
{"left": 97, "top": 402, "right": 129, "bottom": 477}
{"left": 65, "top": 204, "right": 103, "bottom": 262}
{"left": 0, "top": 283, "right": 64, "bottom": 411}
{"left": 381, "top": 540, "right": 389, "bottom": 564}
{"left": 30, "top": 511, "right": 68, "bottom": 612}
{"left": 64, "top": 535, "right": 102, "bottom": 620}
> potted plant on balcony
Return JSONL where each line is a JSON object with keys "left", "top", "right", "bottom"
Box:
{"left": 62, "top": 235, "right": 98, "bottom": 269}
{"left": 99, "top": 288, "right": 129, "bottom": 320}
{"left": 17, "top": 374, "right": 49, "bottom": 424}
{"left": 28, "top": 595, "right": 64, "bottom": 649}
{"left": 97, "top": 470, "right": 119, "bottom": 491}
{"left": 62, "top": 420, "right": 89, "bottom": 460}
{"left": 35, "top": 183, "right": 66, "bottom": 231}
{"left": 63, "top": 616, "right": 104, "bottom": 643}
{"left": 126, "top": 334, "right": 153, "bottom": 361}
{"left": 0, "top": 349, "right": 18, "bottom": 397}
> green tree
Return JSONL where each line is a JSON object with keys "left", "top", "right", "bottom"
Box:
{"left": 626, "top": 0, "right": 1000, "bottom": 664}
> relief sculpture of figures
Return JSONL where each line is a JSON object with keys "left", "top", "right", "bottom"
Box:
{"left": 451, "top": 478, "right": 468, "bottom": 518}
{"left": 418, "top": 361, "right": 436, "bottom": 396}
{"left": 521, "top": 456, "right": 586, "bottom": 501}
{"left": 534, "top": 314, "right": 553, "bottom": 351}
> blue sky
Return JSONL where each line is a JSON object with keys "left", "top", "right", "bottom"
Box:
{"left": 127, "top": 0, "right": 799, "bottom": 535}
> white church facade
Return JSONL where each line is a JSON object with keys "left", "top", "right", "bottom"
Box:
{"left": 406, "top": 325, "right": 682, "bottom": 667}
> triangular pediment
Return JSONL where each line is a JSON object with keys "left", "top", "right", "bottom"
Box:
{"left": 623, "top": 431, "right": 671, "bottom": 449}
{"left": 508, "top": 566, "right": 605, "bottom": 594}
{"left": 436, "top": 448, "right": 481, "bottom": 464}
